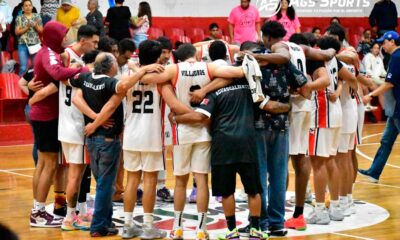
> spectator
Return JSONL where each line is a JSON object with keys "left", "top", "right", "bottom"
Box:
{"left": 0, "top": 11, "right": 6, "bottom": 51}
{"left": 363, "top": 42, "right": 387, "bottom": 107}
{"left": 11, "top": 0, "right": 37, "bottom": 51}
{"left": 312, "top": 27, "right": 321, "bottom": 39}
{"left": 228, "top": 0, "right": 261, "bottom": 44}
{"left": 0, "top": 0, "right": 11, "bottom": 51}
{"left": 369, "top": 0, "right": 398, "bottom": 37}
{"left": 40, "top": 0, "right": 59, "bottom": 26}
{"left": 357, "top": 29, "right": 374, "bottom": 59}
{"left": 86, "top": 0, "right": 105, "bottom": 36}
{"left": 15, "top": 0, "right": 43, "bottom": 76}
{"left": 105, "top": 0, "right": 131, "bottom": 42}
{"left": 207, "top": 22, "right": 220, "bottom": 41}
{"left": 269, "top": 0, "right": 301, "bottom": 41}
{"left": 132, "top": 1, "right": 152, "bottom": 48}
{"left": 56, "top": 0, "right": 81, "bottom": 28}
{"left": 330, "top": 16, "right": 340, "bottom": 25}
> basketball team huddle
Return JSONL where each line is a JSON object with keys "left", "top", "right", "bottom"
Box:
{"left": 27, "top": 19, "right": 377, "bottom": 240}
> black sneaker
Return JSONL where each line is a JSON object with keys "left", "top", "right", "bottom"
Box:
{"left": 238, "top": 224, "right": 250, "bottom": 237}
{"left": 268, "top": 227, "right": 288, "bottom": 237}
{"left": 157, "top": 186, "right": 174, "bottom": 202}
{"left": 90, "top": 227, "right": 119, "bottom": 237}
{"left": 137, "top": 188, "right": 143, "bottom": 205}
{"left": 53, "top": 204, "right": 67, "bottom": 217}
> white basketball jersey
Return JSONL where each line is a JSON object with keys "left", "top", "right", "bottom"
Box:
{"left": 325, "top": 57, "right": 342, "bottom": 128}
{"left": 58, "top": 47, "right": 85, "bottom": 145}
{"left": 283, "top": 41, "right": 310, "bottom": 112}
{"left": 172, "top": 61, "right": 212, "bottom": 145}
{"left": 339, "top": 61, "right": 358, "bottom": 133}
{"left": 200, "top": 41, "right": 233, "bottom": 65}
{"left": 123, "top": 80, "right": 164, "bottom": 151}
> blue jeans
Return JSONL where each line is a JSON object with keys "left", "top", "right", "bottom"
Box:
{"left": 24, "top": 104, "right": 38, "bottom": 166}
{"left": 133, "top": 34, "right": 148, "bottom": 48}
{"left": 17, "top": 44, "right": 36, "bottom": 76}
{"left": 367, "top": 117, "right": 400, "bottom": 179}
{"left": 256, "top": 128, "right": 289, "bottom": 230}
{"left": 87, "top": 135, "right": 121, "bottom": 234}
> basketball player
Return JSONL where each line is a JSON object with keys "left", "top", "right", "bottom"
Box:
{"left": 194, "top": 39, "right": 239, "bottom": 65}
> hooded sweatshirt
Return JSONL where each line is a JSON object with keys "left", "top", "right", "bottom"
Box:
{"left": 30, "top": 21, "right": 88, "bottom": 121}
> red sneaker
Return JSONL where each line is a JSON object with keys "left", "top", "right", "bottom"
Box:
{"left": 284, "top": 215, "right": 307, "bottom": 231}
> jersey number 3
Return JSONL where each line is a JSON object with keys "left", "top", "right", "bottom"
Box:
{"left": 132, "top": 91, "right": 153, "bottom": 113}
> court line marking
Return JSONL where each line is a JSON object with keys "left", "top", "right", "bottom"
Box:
{"left": 331, "top": 232, "right": 374, "bottom": 240}
{"left": 0, "top": 169, "right": 33, "bottom": 178}
{"left": 356, "top": 181, "right": 400, "bottom": 189}
{"left": 0, "top": 167, "right": 35, "bottom": 171}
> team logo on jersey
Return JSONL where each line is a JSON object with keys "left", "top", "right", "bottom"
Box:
{"left": 201, "top": 98, "right": 210, "bottom": 105}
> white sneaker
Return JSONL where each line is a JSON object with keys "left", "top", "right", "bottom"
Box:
{"left": 306, "top": 208, "right": 330, "bottom": 225}
{"left": 342, "top": 204, "right": 352, "bottom": 217}
{"left": 329, "top": 206, "right": 344, "bottom": 221}
{"left": 235, "top": 189, "right": 248, "bottom": 203}
{"left": 349, "top": 202, "right": 356, "bottom": 215}
{"left": 141, "top": 226, "right": 167, "bottom": 239}
{"left": 122, "top": 224, "right": 142, "bottom": 239}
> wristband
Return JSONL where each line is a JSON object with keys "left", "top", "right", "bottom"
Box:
{"left": 259, "top": 96, "right": 271, "bottom": 110}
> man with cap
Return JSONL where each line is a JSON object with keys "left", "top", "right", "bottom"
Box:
{"left": 359, "top": 31, "right": 400, "bottom": 183}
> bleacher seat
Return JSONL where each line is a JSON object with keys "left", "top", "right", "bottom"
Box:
{"left": 302, "top": 27, "right": 313, "bottom": 33}
{"left": 165, "top": 28, "right": 185, "bottom": 39}
{"left": 187, "top": 28, "right": 206, "bottom": 43}
{"left": 171, "top": 35, "right": 191, "bottom": 48}
{"left": 148, "top": 27, "right": 164, "bottom": 40}
{"left": 0, "top": 73, "right": 27, "bottom": 122}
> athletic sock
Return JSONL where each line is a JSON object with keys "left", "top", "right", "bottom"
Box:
{"left": 250, "top": 216, "right": 260, "bottom": 230}
{"left": 143, "top": 213, "right": 153, "bottom": 229}
{"left": 124, "top": 212, "right": 133, "bottom": 226}
{"left": 35, "top": 202, "right": 45, "bottom": 211}
{"left": 54, "top": 191, "right": 66, "bottom": 209}
{"left": 78, "top": 202, "right": 87, "bottom": 216}
{"left": 293, "top": 206, "right": 304, "bottom": 218}
{"left": 33, "top": 199, "right": 37, "bottom": 209}
{"left": 225, "top": 215, "right": 236, "bottom": 231}
{"left": 331, "top": 200, "right": 339, "bottom": 208}
{"left": 347, "top": 194, "right": 353, "bottom": 204}
{"left": 157, "top": 182, "right": 166, "bottom": 190}
{"left": 315, "top": 202, "right": 325, "bottom": 211}
{"left": 339, "top": 196, "right": 348, "bottom": 207}
{"left": 173, "top": 211, "right": 183, "bottom": 229}
{"left": 66, "top": 207, "right": 76, "bottom": 221}
{"left": 197, "top": 212, "right": 207, "bottom": 231}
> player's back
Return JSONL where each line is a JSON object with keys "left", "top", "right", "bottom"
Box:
{"left": 325, "top": 57, "right": 342, "bottom": 128}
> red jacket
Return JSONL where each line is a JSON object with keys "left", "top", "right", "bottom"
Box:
{"left": 30, "top": 21, "right": 87, "bottom": 121}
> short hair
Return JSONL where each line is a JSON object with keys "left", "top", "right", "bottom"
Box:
{"left": 98, "top": 36, "right": 118, "bottom": 53}
{"left": 175, "top": 43, "right": 196, "bottom": 61}
{"left": 240, "top": 41, "right": 260, "bottom": 51}
{"left": 115, "top": 0, "right": 124, "bottom": 4}
{"left": 88, "top": 0, "right": 99, "bottom": 9}
{"left": 82, "top": 50, "right": 100, "bottom": 64}
{"left": 139, "top": 40, "right": 162, "bottom": 65}
{"left": 289, "top": 33, "right": 310, "bottom": 46}
{"left": 330, "top": 16, "right": 341, "bottom": 24}
{"left": 118, "top": 38, "right": 136, "bottom": 54}
{"left": 326, "top": 22, "right": 346, "bottom": 42}
{"left": 317, "top": 36, "right": 341, "bottom": 53}
{"left": 77, "top": 25, "right": 99, "bottom": 41}
{"left": 303, "top": 32, "right": 317, "bottom": 47}
{"left": 209, "top": 40, "right": 227, "bottom": 61}
{"left": 175, "top": 41, "right": 183, "bottom": 50}
{"left": 209, "top": 22, "right": 219, "bottom": 31}
{"left": 261, "top": 21, "right": 287, "bottom": 39}
{"left": 94, "top": 53, "right": 115, "bottom": 75}
{"left": 312, "top": 27, "right": 321, "bottom": 33}
{"left": 156, "top": 36, "right": 172, "bottom": 51}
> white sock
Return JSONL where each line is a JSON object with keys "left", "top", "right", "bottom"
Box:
{"left": 347, "top": 194, "right": 353, "bottom": 204}
{"left": 124, "top": 212, "right": 133, "bottom": 226}
{"left": 352, "top": 183, "right": 355, "bottom": 192}
{"left": 157, "top": 182, "right": 166, "bottom": 190}
{"left": 33, "top": 200, "right": 37, "bottom": 209}
{"left": 35, "top": 202, "right": 45, "bottom": 211}
{"left": 197, "top": 212, "right": 207, "bottom": 231}
{"left": 66, "top": 207, "right": 76, "bottom": 221}
{"left": 143, "top": 213, "right": 153, "bottom": 228}
{"left": 173, "top": 211, "right": 183, "bottom": 229}
{"left": 315, "top": 202, "right": 325, "bottom": 210}
{"left": 78, "top": 202, "right": 87, "bottom": 216}
{"left": 330, "top": 200, "right": 339, "bottom": 208}
{"left": 339, "top": 196, "right": 348, "bottom": 207}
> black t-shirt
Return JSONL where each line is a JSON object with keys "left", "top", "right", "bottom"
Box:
{"left": 197, "top": 79, "right": 257, "bottom": 166}
{"left": 23, "top": 68, "right": 35, "bottom": 99}
{"left": 70, "top": 72, "right": 123, "bottom": 137}
{"left": 105, "top": 6, "right": 132, "bottom": 41}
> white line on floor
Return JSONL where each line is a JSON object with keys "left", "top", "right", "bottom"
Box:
{"left": 331, "top": 232, "right": 375, "bottom": 240}
{"left": 356, "top": 181, "right": 400, "bottom": 189}
{"left": 0, "top": 167, "right": 35, "bottom": 171}
{"left": 0, "top": 169, "right": 33, "bottom": 178}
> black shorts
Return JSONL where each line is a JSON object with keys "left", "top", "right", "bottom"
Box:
{"left": 31, "top": 119, "right": 60, "bottom": 153}
{"left": 211, "top": 162, "right": 262, "bottom": 197}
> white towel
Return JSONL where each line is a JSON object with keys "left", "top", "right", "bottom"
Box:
{"left": 242, "top": 54, "right": 265, "bottom": 103}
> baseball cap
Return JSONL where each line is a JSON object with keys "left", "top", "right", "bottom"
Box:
{"left": 61, "top": 0, "right": 73, "bottom": 6}
{"left": 376, "top": 31, "right": 399, "bottom": 43}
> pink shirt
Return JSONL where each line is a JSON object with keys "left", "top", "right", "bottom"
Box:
{"left": 269, "top": 13, "right": 300, "bottom": 41}
{"left": 228, "top": 5, "right": 261, "bottom": 44}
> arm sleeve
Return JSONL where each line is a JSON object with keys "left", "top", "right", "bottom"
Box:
{"left": 43, "top": 51, "right": 87, "bottom": 81}
{"left": 386, "top": 56, "right": 400, "bottom": 86}
{"left": 195, "top": 93, "right": 216, "bottom": 118}
{"left": 69, "top": 73, "right": 83, "bottom": 88}
{"left": 107, "top": 78, "right": 119, "bottom": 94}
{"left": 255, "top": 8, "right": 261, "bottom": 22}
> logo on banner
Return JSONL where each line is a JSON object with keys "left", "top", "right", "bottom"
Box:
{"left": 256, "top": 0, "right": 281, "bottom": 17}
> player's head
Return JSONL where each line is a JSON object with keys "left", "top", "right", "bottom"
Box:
{"left": 317, "top": 36, "right": 341, "bottom": 53}
{"left": 312, "top": 27, "right": 321, "bottom": 39}
{"left": 175, "top": 43, "right": 196, "bottom": 62}
{"left": 82, "top": 50, "right": 100, "bottom": 65}
{"left": 377, "top": 31, "right": 400, "bottom": 53}
{"left": 330, "top": 16, "right": 340, "bottom": 25}
{"left": 98, "top": 36, "right": 119, "bottom": 58}
{"left": 325, "top": 22, "right": 345, "bottom": 43}
{"left": 139, "top": 40, "right": 162, "bottom": 65}
{"left": 209, "top": 40, "right": 227, "bottom": 62}
{"left": 240, "top": 0, "right": 250, "bottom": 9}
{"left": 94, "top": 52, "right": 118, "bottom": 77}
{"left": 156, "top": 36, "right": 173, "bottom": 65}
{"left": 261, "top": 21, "right": 287, "bottom": 48}
{"left": 115, "top": 0, "right": 124, "bottom": 4}
{"left": 118, "top": 38, "right": 136, "bottom": 66}
{"left": 209, "top": 23, "right": 220, "bottom": 39}
{"left": 289, "top": 33, "right": 310, "bottom": 46}
{"left": 77, "top": 25, "right": 100, "bottom": 54}
{"left": 303, "top": 32, "right": 317, "bottom": 47}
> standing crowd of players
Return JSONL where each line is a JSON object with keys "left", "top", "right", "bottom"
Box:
{"left": 25, "top": 18, "right": 377, "bottom": 240}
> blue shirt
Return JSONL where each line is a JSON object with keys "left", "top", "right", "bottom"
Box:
{"left": 385, "top": 48, "right": 400, "bottom": 118}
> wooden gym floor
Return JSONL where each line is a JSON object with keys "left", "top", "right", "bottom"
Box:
{"left": 0, "top": 123, "right": 399, "bottom": 240}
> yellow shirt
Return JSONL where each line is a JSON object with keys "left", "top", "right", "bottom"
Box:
{"left": 56, "top": 6, "right": 80, "bottom": 28}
